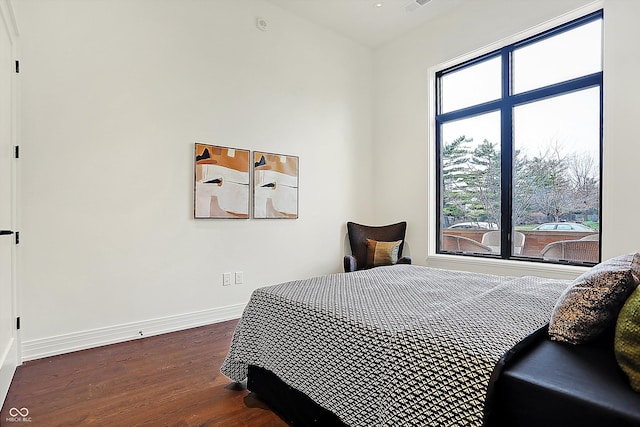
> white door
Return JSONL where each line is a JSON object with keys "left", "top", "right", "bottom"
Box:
{"left": 0, "top": 0, "right": 18, "bottom": 405}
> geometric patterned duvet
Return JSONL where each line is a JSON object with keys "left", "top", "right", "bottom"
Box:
{"left": 221, "top": 265, "right": 570, "bottom": 426}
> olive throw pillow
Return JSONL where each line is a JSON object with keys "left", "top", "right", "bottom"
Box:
{"left": 366, "top": 239, "right": 402, "bottom": 268}
{"left": 615, "top": 286, "right": 640, "bottom": 392}
{"left": 549, "top": 252, "right": 640, "bottom": 344}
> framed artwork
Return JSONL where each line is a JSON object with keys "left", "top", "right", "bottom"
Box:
{"left": 253, "top": 151, "right": 299, "bottom": 219}
{"left": 194, "top": 143, "right": 250, "bottom": 219}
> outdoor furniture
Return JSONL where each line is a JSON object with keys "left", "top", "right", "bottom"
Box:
{"left": 442, "top": 234, "right": 492, "bottom": 253}
{"left": 513, "top": 231, "right": 526, "bottom": 255}
{"left": 539, "top": 238, "right": 599, "bottom": 263}
{"left": 481, "top": 231, "right": 526, "bottom": 255}
{"left": 579, "top": 233, "right": 600, "bottom": 241}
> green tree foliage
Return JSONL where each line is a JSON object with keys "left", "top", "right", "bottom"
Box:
{"left": 442, "top": 136, "right": 599, "bottom": 227}
{"left": 466, "top": 140, "right": 501, "bottom": 225}
{"left": 441, "top": 135, "right": 471, "bottom": 219}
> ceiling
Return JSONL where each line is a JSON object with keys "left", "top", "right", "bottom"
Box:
{"left": 267, "top": 0, "right": 463, "bottom": 48}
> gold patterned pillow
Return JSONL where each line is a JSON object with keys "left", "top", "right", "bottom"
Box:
{"left": 549, "top": 252, "right": 640, "bottom": 344}
{"left": 615, "top": 286, "right": 640, "bottom": 392}
{"left": 365, "top": 239, "right": 402, "bottom": 268}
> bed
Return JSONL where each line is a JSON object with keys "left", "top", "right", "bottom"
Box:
{"left": 221, "top": 265, "right": 573, "bottom": 426}
{"left": 221, "top": 265, "right": 569, "bottom": 426}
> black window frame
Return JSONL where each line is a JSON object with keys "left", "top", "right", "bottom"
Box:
{"left": 435, "top": 10, "right": 603, "bottom": 266}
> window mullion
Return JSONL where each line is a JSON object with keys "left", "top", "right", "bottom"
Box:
{"left": 510, "top": 73, "right": 602, "bottom": 108}
{"left": 500, "top": 47, "right": 513, "bottom": 259}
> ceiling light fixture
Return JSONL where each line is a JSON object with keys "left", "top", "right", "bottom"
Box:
{"left": 374, "top": 1, "right": 384, "bottom": 7}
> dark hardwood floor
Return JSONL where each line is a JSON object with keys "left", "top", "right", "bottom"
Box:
{"left": 0, "top": 320, "right": 288, "bottom": 426}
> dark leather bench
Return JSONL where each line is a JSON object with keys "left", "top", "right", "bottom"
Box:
{"left": 486, "top": 331, "right": 640, "bottom": 427}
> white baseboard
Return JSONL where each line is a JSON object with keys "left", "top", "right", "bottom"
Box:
{"left": 21, "top": 303, "right": 246, "bottom": 362}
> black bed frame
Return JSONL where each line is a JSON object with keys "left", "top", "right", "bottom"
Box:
{"left": 247, "top": 326, "right": 640, "bottom": 427}
{"left": 247, "top": 365, "right": 346, "bottom": 426}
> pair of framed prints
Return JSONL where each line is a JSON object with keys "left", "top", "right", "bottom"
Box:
{"left": 194, "top": 143, "right": 299, "bottom": 219}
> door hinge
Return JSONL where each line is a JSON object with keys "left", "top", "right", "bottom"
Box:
{"left": 15, "top": 231, "right": 19, "bottom": 244}
{"left": 16, "top": 317, "right": 20, "bottom": 330}
{"left": 14, "top": 145, "right": 19, "bottom": 159}
{"left": 15, "top": 60, "right": 19, "bottom": 73}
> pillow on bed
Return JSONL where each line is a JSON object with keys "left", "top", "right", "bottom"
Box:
{"left": 615, "top": 286, "right": 640, "bottom": 392}
{"left": 549, "top": 252, "right": 640, "bottom": 344}
{"left": 366, "top": 239, "right": 402, "bottom": 268}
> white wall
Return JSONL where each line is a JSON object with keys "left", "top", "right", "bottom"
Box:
{"left": 373, "top": 0, "right": 640, "bottom": 277}
{"left": 14, "top": 0, "right": 374, "bottom": 356}
{"left": 16, "top": 0, "right": 640, "bottom": 359}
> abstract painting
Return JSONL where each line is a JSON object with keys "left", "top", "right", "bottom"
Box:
{"left": 253, "top": 151, "right": 299, "bottom": 219}
{"left": 194, "top": 143, "right": 250, "bottom": 219}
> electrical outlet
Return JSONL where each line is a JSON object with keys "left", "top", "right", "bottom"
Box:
{"left": 235, "top": 271, "right": 243, "bottom": 284}
{"left": 223, "top": 272, "right": 232, "bottom": 286}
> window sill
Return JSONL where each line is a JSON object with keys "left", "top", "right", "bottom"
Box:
{"left": 425, "top": 253, "right": 589, "bottom": 281}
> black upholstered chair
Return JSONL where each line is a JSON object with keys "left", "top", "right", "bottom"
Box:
{"left": 344, "top": 221, "right": 411, "bottom": 272}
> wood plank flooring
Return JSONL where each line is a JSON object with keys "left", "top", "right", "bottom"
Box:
{"left": 0, "top": 320, "right": 288, "bottom": 426}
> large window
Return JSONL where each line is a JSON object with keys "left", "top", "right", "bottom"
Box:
{"left": 436, "top": 11, "right": 602, "bottom": 266}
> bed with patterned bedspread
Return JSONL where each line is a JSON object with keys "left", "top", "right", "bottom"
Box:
{"left": 221, "top": 265, "right": 570, "bottom": 426}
